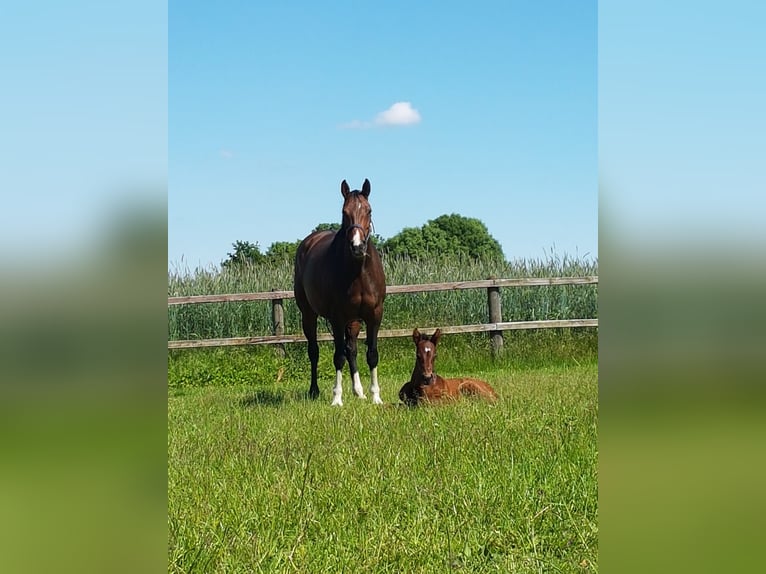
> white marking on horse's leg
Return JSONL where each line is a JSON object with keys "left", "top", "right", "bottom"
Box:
{"left": 352, "top": 371, "right": 366, "bottom": 398}
{"left": 331, "top": 369, "right": 344, "bottom": 406}
{"left": 369, "top": 366, "right": 383, "bottom": 405}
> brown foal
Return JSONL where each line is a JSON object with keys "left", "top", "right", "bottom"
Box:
{"left": 398, "top": 328, "right": 498, "bottom": 406}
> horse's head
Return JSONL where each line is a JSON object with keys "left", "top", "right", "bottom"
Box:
{"left": 340, "top": 179, "right": 373, "bottom": 260}
{"left": 412, "top": 328, "right": 442, "bottom": 384}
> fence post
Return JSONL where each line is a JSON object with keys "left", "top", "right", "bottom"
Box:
{"left": 487, "top": 284, "right": 503, "bottom": 357}
{"left": 271, "top": 292, "right": 285, "bottom": 357}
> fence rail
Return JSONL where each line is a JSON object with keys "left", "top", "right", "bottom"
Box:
{"left": 167, "top": 276, "right": 598, "bottom": 350}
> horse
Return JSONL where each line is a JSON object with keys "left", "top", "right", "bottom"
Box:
{"left": 398, "top": 328, "right": 498, "bottom": 406}
{"left": 293, "top": 179, "right": 386, "bottom": 406}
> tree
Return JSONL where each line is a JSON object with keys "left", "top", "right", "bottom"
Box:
{"left": 312, "top": 222, "right": 340, "bottom": 233}
{"left": 381, "top": 214, "right": 504, "bottom": 261}
{"left": 381, "top": 226, "right": 431, "bottom": 259}
{"left": 221, "top": 240, "right": 265, "bottom": 269}
{"left": 430, "top": 214, "right": 505, "bottom": 261}
{"left": 265, "top": 240, "right": 300, "bottom": 264}
{"left": 222, "top": 218, "right": 390, "bottom": 270}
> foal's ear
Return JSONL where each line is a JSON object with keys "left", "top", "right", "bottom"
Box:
{"left": 412, "top": 328, "right": 421, "bottom": 345}
{"left": 341, "top": 180, "right": 351, "bottom": 198}
{"left": 361, "top": 178, "right": 371, "bottom": 198}
{"left": 431, "top": 329, "right": 442, "bottom": 346}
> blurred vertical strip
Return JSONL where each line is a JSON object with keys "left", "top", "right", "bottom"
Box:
{"left": 599, "top": 1, "right": 766, "bottom": 572}
{"left": 0, "top": 2, "right": 167, "bottom": 573}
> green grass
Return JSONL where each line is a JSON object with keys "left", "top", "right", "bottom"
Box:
{"left": 168, "top": 358, "right": 598, "bottom": 573}
{"left": 168, "top": 329, "right": 597, "bottom": 389}
{"left": 168, "top": 253, "right": 598, "bottom": 571}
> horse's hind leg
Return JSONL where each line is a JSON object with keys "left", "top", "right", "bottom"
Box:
{"left": 345, "top": 321, "right": 366, "bottom": 399}
{"left": 301, "top": 312, "right": 320, "bottom": 400}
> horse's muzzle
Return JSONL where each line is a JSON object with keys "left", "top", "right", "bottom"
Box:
{"left": 347, "top": 224, "right": 369, "bottom": 259}
{"left": 350, "top": 243, "right": 367, "bottom": 259}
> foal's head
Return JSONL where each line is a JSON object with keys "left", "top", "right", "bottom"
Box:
{"left": 340, "top": 179, "right": 373, "bottom": 260}
{"left": 412, "top": 328, "right": 442, "bottom": 384}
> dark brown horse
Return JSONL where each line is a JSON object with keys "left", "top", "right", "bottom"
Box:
{"left": 293, "top": 179, "right": 386, "bottom": 406}
{"left": 399, "top": 328, "right": 498, "bottom": 406}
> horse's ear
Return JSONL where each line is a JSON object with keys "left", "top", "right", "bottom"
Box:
{"left": 361, "top": 178, "right": 371, "bottom": 197}
{"left": 412, "top": 328, "right": 421, "bottom": 345}
{"left": 431, "top": 329, "right": 442, "bottom": 346}
{"left": 341, "top": 180, "right": 351, "bottom": 198}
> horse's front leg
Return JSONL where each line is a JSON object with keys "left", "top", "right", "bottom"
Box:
{"left": 331, "top": 326, "right": 347, "bottom": 407}
{"left": 345, "top": 321, "right": 366, "bottom": 399}
{"left": 365, "top": 312, "right": 383, "bottom": 405}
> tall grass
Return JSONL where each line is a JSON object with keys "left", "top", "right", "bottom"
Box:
{"left": 168, "top": 253, "right": 598, "bottom": 342}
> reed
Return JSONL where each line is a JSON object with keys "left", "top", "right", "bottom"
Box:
{"left": 168, "top": 253, "right": 598, "bottom": 341}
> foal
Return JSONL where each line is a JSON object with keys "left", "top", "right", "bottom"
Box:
{"left": 398, "top": 328, "right": 498, "bottom": 406}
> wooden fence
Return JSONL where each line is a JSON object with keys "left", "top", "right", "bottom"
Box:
{"left": 167, "top": 276, "right": 598, "bottom": 351}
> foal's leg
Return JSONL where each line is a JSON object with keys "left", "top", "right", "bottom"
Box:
{"left": 365, "top": 312, "right": 384, "bottom": 405}
{"left": 301, "top": 312, "right": 320, "bottom": 400}
{"left": 345, "top": 321, "right": 366, "bottom": 399}
{"left": 331, "top": 325, "right": 347, "bottom": 406}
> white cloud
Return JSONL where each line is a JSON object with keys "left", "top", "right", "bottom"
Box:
{"left": 374, "top": 101, "right": 421, "bottom": 126}
{"left": 340, "top": 101, "right": 422, "bottom": 129}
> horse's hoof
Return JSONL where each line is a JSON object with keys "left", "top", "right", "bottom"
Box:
{"left": 331, "top": 399, "right": 343, "bottom": 407}
{"left": 372, "top": 396, "right": 384, "bottom": 405}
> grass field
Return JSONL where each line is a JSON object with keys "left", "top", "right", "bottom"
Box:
{"left": 168, "top": 342, "right": 598, "bottom": 573}
{"left": 168, "top": 253, "right": 598, "bottom": 572}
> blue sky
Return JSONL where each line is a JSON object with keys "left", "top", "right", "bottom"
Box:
{"left": 169, "top": 1, "right": 597, "bottom": 269}
{"left": 2, "top": 1, "right": 761, "bottom": 273}
{"left": 599, "top": 0, "right": 766, "bottom": 249}
{"left": 0, "top": 2, "right": 166, "bottom": 262}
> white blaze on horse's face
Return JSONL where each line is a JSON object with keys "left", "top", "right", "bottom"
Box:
{"left": 417, "top": 341, "right": 436, "bottom": 382}
{"left": 351, "top": 227, "right": 364, "bottom": 248}
{"left": 342, "top": 192, "right": 371, "bottom": 259}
